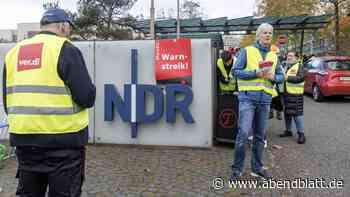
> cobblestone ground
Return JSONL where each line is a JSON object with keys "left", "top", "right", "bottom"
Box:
{"left": 81, "top": 144, "right": 274, "bottom": 197}
{"left": 0, "top": 96, "right": 349, "bottom": 197}
{"left": 0, "top": 142, "right": 273, "bottom": 196}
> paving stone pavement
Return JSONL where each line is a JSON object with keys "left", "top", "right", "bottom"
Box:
{"left": 0, "top": 96, "right": 349, "bottom": 197}
{"left": 0, "top": 141, "right": 274, "bottom": 196}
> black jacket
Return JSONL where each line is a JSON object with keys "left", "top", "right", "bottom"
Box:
{"left": 3, "top": 32, "right": 96, "bottom": 148}
{"left": 283, "top": 63, "right": 305, "bottom": 116}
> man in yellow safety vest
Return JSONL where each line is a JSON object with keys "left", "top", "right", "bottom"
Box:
{"left": 3, "top": 8, "right": 95, "bottom": 197}
{"left": 230, "top": 23, "right": 285, "bottom": 181}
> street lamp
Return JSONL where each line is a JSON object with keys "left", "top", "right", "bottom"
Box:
{"left": 177, "top": 0, "right": 181, "bottom": 39}
{"left": 150, "top": 0, "right": 155, "bottom": 39}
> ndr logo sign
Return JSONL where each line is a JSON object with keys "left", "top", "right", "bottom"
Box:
{"left": 104, "top": 49, "right": 194, "bottom": 138}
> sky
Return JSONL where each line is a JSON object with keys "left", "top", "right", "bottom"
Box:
{"left": 0, "top": 0, "right": 256, "bottom": 29}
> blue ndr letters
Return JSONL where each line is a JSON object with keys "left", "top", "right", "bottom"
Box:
{"left": 104, "top": 84, "right": 194, "bottom": 124}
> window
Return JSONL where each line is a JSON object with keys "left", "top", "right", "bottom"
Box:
{"left": 305, "top": 62, "right": 313, "bottom": 70}
{"left": 325, "top": 60, "right": 350, "bottom": 71}
{"left": 312, "top": 59, "right": 322, "bottom": 69}
{"left": 305, "top": 59, "right": 320, "bottom": 70}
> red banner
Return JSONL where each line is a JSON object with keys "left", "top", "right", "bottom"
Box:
{"left": 155, "top": 38, "right": 192, "bottom": 85}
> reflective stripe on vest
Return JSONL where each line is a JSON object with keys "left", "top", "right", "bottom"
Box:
{"left": 285, "top": 63, "right": 304, "bottom": 95}
{"left": 5, "top": 34, "right": 89, "bottom": 134}
{"left": 7, "top": 105, "right": 83, "bottom": 115}
{"left": 237, "top": 46, "right": 278, "bottom": 97}
{"left": 238, "top": 81, "right": 274, "bottom": 90}
{"left": 7, "top": 85, "right": 82, "bottom": 115}
{"left": 7, "top": 85, "right": 71, "bottom": 95}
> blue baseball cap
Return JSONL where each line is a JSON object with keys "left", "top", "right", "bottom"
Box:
{"left": 40, "top": 8, "right": 74, "bottom": 27}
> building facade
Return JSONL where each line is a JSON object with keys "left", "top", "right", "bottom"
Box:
{"left": 0, "top": 30, "right": 17, "bottom": 43}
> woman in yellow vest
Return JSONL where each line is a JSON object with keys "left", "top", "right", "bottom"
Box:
{"left": 279, "top": 51, "right": 306, "bottom": 144}
{"left": 3, "top": 8, "right": 95, "bottom": 197}
{"left": 217, "top": 50, "right": 236, "bottom": 93}
{"left": 230, "top": 23, "right": 285, "bottom": 181}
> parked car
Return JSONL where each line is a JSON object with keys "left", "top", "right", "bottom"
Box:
{"left": 303, "top": 56, "right": 350, "bottom": 101}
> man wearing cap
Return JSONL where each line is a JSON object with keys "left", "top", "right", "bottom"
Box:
{"left": 3, "top": 8, "right": 95, "bottom": 197}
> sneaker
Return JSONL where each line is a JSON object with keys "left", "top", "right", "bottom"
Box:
{"left": 251, "top": 169, "right": 272, "bottom": 180}
{"left": 229, "top": 171, "right": 242, "bottom": 182}
{"left": 297, "top": 132, "right": 306, "bottom": 144}
{"left": 279, "top": 130, "right": 293, "bottom": 137}
{"left": 264, "top": 139, "right": 267, "bottom": 148}
{"left": 269, "top": 111, "right": 274, "bottom": 119}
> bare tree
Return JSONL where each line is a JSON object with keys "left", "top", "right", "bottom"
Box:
{"left": 167, "top": 8, "right": 176, "bottom": 19}
{"left": 43, "top": 0, "right": 60, "bottom": 10}
{"left": 156, "top": 8, "right": 166, "bottom": 19}
{"left": 181, "top": 0, "right": 203, "bottom": 19}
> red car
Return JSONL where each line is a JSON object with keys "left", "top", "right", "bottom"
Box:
{"left": 304, "top": 56, "right": 350, "bottom": 101}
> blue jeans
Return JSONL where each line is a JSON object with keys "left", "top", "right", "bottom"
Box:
{"left": 285, "top": 115, "right": 304, "bottom": 133}
{"left": 232, "top": 100, "right": 270, "bottom": 174}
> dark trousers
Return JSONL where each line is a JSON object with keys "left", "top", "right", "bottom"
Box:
{"left": 271, "top": 95, "right": 283, "bottom": 112}
{"left": 15, "top": 147, "right": 85, "bottom": 197}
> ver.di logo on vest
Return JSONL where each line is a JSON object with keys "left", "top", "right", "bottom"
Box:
{"left": 104, "top": 49, "right": 194, "bottom": 138}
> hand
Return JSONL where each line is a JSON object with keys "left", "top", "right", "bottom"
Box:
{"left": 284, "top": 74, "right": 288, "bottom": 80}
{"left": 256, "top": 69, "right": 265, "bottom": 78}
{"left": 265, "top": 72, "right": 275, "bottom": 81}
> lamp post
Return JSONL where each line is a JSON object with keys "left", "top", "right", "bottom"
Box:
{"left": 150, "top": 0, "right": 155, "bottom": 39}
{"left": 177, "top": 0, "right": 180, "bottom": 39}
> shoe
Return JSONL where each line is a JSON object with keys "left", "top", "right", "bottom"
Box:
{"left": 251, "top": 169, "right": 272, "bottom": 180}
{"left": 276, "top": 111, "right": 282, "bottom": 120}
{"left": 297, "top": 132, "right": 306, "bottom": 144}
{"left": 229, "top": 171, "right": 242, "bottom": 182}
{"left": 279, "top": 130, "right": 293, "bottom": 137}
{"left": 269, "top": 111, "right": 274, "bottom": 119}
{"left": 264, "top": 139, "right": 267, "bottom": 148}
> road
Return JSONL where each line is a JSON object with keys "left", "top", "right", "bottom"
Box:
{"left": 268, "top": 95, "right": 350, "bottom": 197}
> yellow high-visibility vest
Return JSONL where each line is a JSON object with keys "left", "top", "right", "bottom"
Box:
{"left": 237, "top": 46, "right": 278, "bottom": 97}
{"left": 5, "top": 34, "right": 89, "bottom": 134}
{"left": 285, "top": 63, "right": 304, "bottom": 95}
{"left": 217, "top": 58, "right": 236, "bottom": 92}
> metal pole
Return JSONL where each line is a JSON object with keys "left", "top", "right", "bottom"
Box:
{"left": 334, "top": 0, "right": 340, "bottom": 54}
{"left": 300, "top": 30, "right": 305, "bottom": 56}
{"left": 150, "top": 0, "right": 155, "bottom": 39}
{"left": 311, "top": 31, "right": 315, "bottom": 55}
{"left": 177, "top": 0, "right": 180, "bottom": 39}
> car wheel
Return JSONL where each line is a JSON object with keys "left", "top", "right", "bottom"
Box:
{"left": 313, "top": 85, "right": 324, "bottom": 102}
